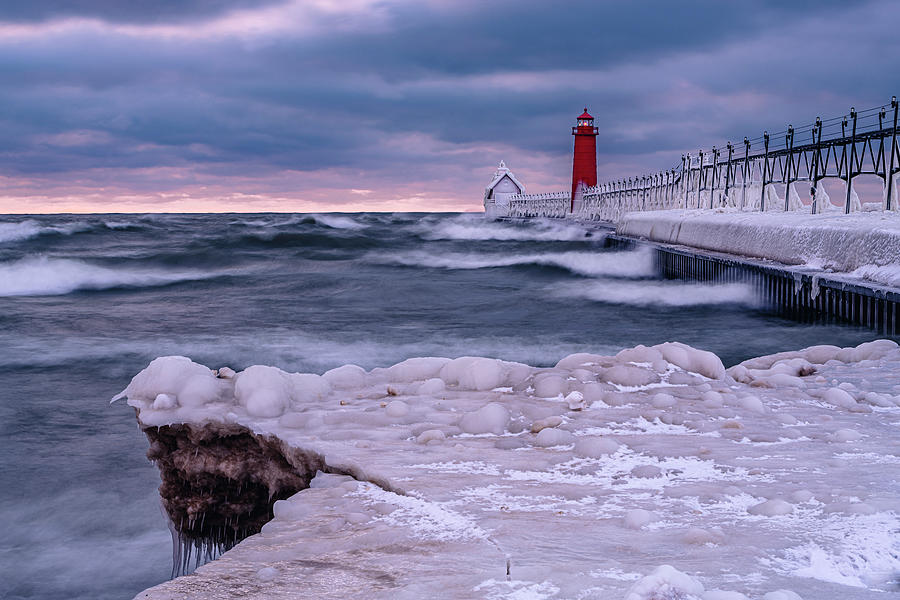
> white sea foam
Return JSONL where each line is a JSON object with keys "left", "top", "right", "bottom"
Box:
{"left": 311, "top": 214, "right": 367, "bottom": 230}
{"left": 370, "top": 248, "right": 654, "bottom": 278}
{"left": 103, "top": 220, "right": 139, "bottom": 230}
{"left": 0, "top": 256, "right": 218, "bottom": 297}
{"left": 0, "top": 220, "right": 43, "bottom": 243}
{"left": 422, "top": 215, "right": 596, "bottom": 242}
{"left": 229, "top": 218, "right": 273, "bottom": 227}
{"left": 556, "top": 279, "right": 757, "bottom": 307}
{"left": 0, "top": 220, "right": 94, "bottom": 243}
{"left": 229, "top": 215, "right": 365, "bottom": 230}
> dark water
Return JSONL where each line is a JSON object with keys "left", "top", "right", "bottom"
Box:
{"left": 0, "top": 212, "right": 888, "bottom": 599}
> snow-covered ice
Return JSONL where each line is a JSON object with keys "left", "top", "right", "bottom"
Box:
{"left": 617, "top": 209, "right": 900, "bottom": 289}
{"left": 119, "top": 339, "right": 900, "bottom": 599}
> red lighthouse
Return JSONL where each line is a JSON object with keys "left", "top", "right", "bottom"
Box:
{"left": 571, "top": 108, "right": 598, "bottom": 211}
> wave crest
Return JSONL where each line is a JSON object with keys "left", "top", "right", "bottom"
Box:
{"left": 420, "top": 215, "right": 597, "bottom": 242}
{"left": 0, "top": 220, "right": 45, "bottom": 243}
{"left": 0, "top": 256, "right": 219, "bottom": 297}
{"left": 102, "top": 220, "right": 143, "bottom": 231}
{"left": 309, "top": 214, "right": 367, "bottom": 230}
{"left": 0, "top": 220, "right": 98, "bottom": 243}
{"left": 556, "top": 279, "right": 758, "bottom": 307}
{"left": 369, "top": 248, "right": 655, "bottom": 278}
{"left": 228, "top": 214, "right": 367, "bottom": 231}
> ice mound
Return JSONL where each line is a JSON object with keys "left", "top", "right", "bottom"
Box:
{"left": 120, "top": 339, "right": 900, "bottom": 599}
{"left": 625, "top": 565, "right": 705, "bottom": 599}
{"left": 112, "top": 355, "right": 228, "bottom": 410}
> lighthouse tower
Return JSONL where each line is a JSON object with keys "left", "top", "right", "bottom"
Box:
{"left": 571, "top": 108, "right": 598, "bottom": 212}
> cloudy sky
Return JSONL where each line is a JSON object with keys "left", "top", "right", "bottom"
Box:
{"left": 1, "top": 0, "right": 898, "bottom": 213}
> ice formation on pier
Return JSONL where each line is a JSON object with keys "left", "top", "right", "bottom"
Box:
{"left": 618, "top": 209, "right": 900, "bottom": 288}
{"left": 119, "top": 339, "right": 900, "bottom": 599}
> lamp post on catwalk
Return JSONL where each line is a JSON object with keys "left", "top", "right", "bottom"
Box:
{"left": 571, "top": 108, "right": 599, "bottom": 213}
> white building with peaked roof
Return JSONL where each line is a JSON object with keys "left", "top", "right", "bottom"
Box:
{"left": 483, "top": 160, "right": 525, "bottom": 219}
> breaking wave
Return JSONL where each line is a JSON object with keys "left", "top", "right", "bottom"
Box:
{"left": 0, "top": 220, "right": 93, "bottom": 243}
{"left": 0, "top": 219, "right": 138, "bottom": 243}
{"left": 557, "top": 279, "right": 758, "bottom": 307}
{"left": 228, "top": 214, "right": 368, "bottom": 231}
{"left": 0, "top": 220, "right": 44, "bottom": 243}
{"left": 419, "top": 215, "right": 598, "bottom": 242}
{"left": 370, "top": 248, "right": 655, "bottom": 278}
{"left": 102, "top": 220, "right": 143, "bottom": 231}
{"left": 0, "top": 256, "right": 221, "bottom": 297}
{"left": 307, "top": 214, "right": 368, "bottom": 230}
{"left": 220, "top": 215, "right": 373, "bottom": 249}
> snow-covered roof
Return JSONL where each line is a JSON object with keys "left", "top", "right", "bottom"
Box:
{"left": 484, "top": 160, "right": 525, "bottom": 196}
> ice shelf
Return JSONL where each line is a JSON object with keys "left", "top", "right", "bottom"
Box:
{"left": 121, "top": 340, "right": 900, "bottom": 599}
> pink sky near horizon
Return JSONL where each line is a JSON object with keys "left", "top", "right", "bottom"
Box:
{"left": 0, "top": 192, "right": 486, "bottom": 214}
{"left": 0, "top": 136, "right": 575, "bottom": 214}
{"left": 0, "top": 165, "right": 530, "bottom": 213}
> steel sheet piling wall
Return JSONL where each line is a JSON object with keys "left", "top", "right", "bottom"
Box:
{"left": 606, "top": 235, "right": 899, "bottom": 335}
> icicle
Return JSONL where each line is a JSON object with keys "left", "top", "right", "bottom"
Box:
{"left": 788, "top": 182, "right": 804, "bottom": 211}
{"left": 764, "top": 185, "right": 782, "bottom": 211}
{"left": 147, "top": 422, "right": 318, "bottom": 580}
{"left": 813, "top": 180, "right": 833, "bottom": 213}
{"left": 849, "top": 182, "right": 862, "bottom": 211}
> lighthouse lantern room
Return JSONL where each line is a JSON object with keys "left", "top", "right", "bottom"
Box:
{"left": 571, "top": 108, "right": 599, "bottom": 212}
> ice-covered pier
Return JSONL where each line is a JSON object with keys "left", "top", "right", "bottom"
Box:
{"left": 124, "top": 340, "right": 900, "bottom": 599}
{"left": 605, "top": 210, "right": 900, "bottom": 335}
{"left": 486, "top": 98, "right": 900, "bottom": 334}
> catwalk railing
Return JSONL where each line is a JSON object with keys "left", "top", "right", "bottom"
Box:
{"left": 511, "top": 96, "right": 900, "bottom": 223}
{"left": 507, "top": 191, "right": 570, "bottom": 218}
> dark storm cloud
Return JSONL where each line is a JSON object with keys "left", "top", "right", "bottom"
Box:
{"left": 0, "top": 0, "right": 897, "bottom": 204}
{"left": 0, "top": 0, "right": 286, "bottom": 24}
{"left": 286, "top": 0, "right": 854, "bottom": 79}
